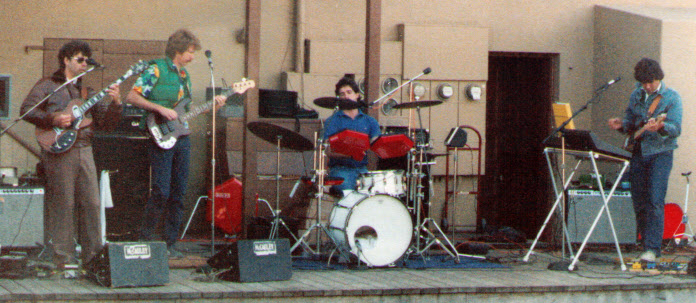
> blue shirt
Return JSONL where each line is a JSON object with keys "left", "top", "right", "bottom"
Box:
{"left": 324, "top": 110, "right": 381, "bottom": 168}
{"left": 621, "top": 82, "right": 682, "bottom": 156}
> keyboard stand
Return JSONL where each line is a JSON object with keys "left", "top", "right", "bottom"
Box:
{"left": 523, "top": 147, "right": 629, "bottom": 271}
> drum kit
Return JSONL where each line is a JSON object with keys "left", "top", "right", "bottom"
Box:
{"left": 246, "top": 96, "right": 479, "bottom": 267}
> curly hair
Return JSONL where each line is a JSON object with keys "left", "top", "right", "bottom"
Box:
{"left": 634, "top": 58, "right": 664, "bottom": 83}
{"left": 165, "top": 29, "right": 201, "bottom": 59}
{"left": 57, "top": 40, "right": 92, "bottom": 71}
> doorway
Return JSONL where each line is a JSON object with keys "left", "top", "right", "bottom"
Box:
{"left": 480, "top": 52, "right": 559, "bottom": 239}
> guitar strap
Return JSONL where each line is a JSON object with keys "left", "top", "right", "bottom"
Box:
{"left": 647, "top": 94, "right": 662, "bottom": 117}
{"left": 80, "top": 80, "right": 88, "bottom": 100}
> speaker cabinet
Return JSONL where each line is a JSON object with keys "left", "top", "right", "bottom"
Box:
{"left": 208, "top": 239, "right": 292, "bottom": 282}
{"left": 92, "top": 133, "right": 150, "bottom": 241}
{"left": 85, "top": 241, "right": 169, "bottom": 287}
{"left": 0, "top": 187, "right": 44, "bottom": 247}
{"left": 567, "top": 189, "right": 636, "bottom": 244}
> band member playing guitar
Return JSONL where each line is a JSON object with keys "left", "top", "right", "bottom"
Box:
{"left": 21, "top": 40, "right": 123, "bottom": 269}
{"left": 607, "top": 58, "right": 682, "bottom": 263}
{"left": 125, "top": 29, "right": 227, "bottom": 259}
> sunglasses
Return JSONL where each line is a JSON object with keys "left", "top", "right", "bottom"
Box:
{"left": 72, "top": 57, "right": 89, "bottom": 64}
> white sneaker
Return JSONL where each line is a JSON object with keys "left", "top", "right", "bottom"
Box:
{"left": 639, "top": 250, "right": 656, "bottom": 262}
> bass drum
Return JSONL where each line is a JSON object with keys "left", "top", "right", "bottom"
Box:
{"left": 328, "top": 191, "right": 413, "bottom": 266}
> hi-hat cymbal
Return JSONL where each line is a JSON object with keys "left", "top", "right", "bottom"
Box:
{"left": 313, "top": 97, "right": 362, "bottom": 110}
{"left": 247, "top": 122, "right": 314, "bottom": 151}
{"left": 392, "top": 100, "right": 443, "bottom": 109}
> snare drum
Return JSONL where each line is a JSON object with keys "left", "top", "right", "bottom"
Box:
{"left": 328, "top": 191, "right": 413, "bottom": 266}
{"left": 357, "top": 170, "right": 405, "bottom": 197}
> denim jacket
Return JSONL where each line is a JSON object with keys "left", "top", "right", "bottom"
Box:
{"left": 621, "top": 82, "right": 682, "bottom": 156}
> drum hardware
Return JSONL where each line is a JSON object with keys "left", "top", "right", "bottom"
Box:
{"left": 246, "top": 122, "right": 314, "bottom": 240}
{"left": 289, "top": 135, "right": 351, "bottom": 260}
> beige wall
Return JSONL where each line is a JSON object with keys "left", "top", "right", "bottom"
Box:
{"left": 4, "top": 0, "right": 696, "bottom": 232}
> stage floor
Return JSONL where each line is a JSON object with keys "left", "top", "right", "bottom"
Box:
{"left": 2, "top": 240, "right": 696, "bottom": 302}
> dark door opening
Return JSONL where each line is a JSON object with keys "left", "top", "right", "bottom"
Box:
{"left": 480, "top": 52, "right": 558, "bottom": 239}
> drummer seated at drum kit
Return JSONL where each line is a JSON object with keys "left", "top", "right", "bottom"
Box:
{"left": 323, "top": 77, "right": 381, "bottom": 197}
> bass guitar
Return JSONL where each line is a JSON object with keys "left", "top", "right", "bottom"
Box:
{"left": 623, "top": 113, "right": 667, "bottom": 152}
{"left": 36, "top": 60, "right": 150, "bottom": 153}
{"left": 147, "top": 79, "right": 255, "bottom": 149}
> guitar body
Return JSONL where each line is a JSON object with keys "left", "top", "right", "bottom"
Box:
{"left": 146, "top": 99, "right": 192, "bottom": 149}
{"left": 146, "top": 79, "right": 255, "bottom": 149}
{"left": 622, "top": 113, "right": 667, "bottom": 152}
{"left": 34, "top": 60, "right": 150, "bottom": 154}
{"left": 35, "top": 98, "right": 93, "bottom": 154}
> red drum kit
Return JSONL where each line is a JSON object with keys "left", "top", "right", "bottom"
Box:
{"left": 246, "top": 97, "right": 474, "bottom": 267}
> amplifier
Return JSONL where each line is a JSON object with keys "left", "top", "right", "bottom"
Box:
{"left": 567, "top": 189, "right": 636, "bottom": 244}
{"left": 0, "top": 187, "right": 44, "bottom": 247}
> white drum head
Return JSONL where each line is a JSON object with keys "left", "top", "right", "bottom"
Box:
{"left": 344, "top": 195, "right": 412, "bottom": 266}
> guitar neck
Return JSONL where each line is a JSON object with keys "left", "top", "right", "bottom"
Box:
{"left": 181, "top": 89, "right": 242, "bottom": 122}
{"left": 76, "top": 72, "right": 132, "bottom": 116}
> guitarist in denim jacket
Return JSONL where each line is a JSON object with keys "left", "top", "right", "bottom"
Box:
{"left": 608, "top": 58, "right": 682, "bottom": 262}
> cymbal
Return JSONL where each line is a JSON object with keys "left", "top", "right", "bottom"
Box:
{"left": 392, "top": 100, "right": 443, "bottom": 109}
{"left": 246, "top": 122, "right": 314, "bottom": 151}
{"left": 313, "top": 97, "right": 362, "bottom": 110}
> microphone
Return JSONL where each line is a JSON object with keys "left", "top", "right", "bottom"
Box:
{"left": 205, "top": 50, "right": 213, "bottom": 69}
{"left": 423, "top": 67, "right": 432, "bottom": 75}
{"left": 596, "top": 76, "right": 621, "bottom": 91}
{"left": 86, "top": 58, "right": 103, "bottom": 67}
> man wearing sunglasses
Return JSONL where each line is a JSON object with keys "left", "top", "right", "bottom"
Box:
{"left": 20, "top": 40, "right": 123, "bottom": 270}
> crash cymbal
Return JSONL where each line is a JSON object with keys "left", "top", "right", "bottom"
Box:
{"left": 247, "top": 122, "right": 314, "bottom": 151}
{"left": 392, "top": 100, "right": 443, "bottom": 109}
{"left": 313, "top": 97, "right": 362, "bottom": 110}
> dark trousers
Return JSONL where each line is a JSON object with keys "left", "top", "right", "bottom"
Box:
{"left": 140, "top": 136, "right": 190, "bottom": 247}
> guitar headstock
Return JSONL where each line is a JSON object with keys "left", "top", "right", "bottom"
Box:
{"left": 232, "top": 79, "right": 256, "bottom": 94}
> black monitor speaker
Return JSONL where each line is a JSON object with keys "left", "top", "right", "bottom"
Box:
{"left": 445, "top": 127, "right": 468, "bottom": 148}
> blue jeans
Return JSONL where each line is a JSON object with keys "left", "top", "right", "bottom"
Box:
{"left": 629, "top": 150, "right": 673, "bottom": 255}
{"left": 140, "top": 135, "right": 191, "bottom": 247}
{"left": 328, "top": 166, "right": 368, "bottom": 195}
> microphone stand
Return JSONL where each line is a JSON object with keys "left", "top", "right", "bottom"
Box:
{"left": 207, "top": 57, "right": 217, "bottom": 257}
{"left": 0, "top": 66, "right": 97, "bottom": 137}
{"left": 369, "top": 68, "right": 431, "bottom": 108}
{"left": 542, "top": 85, "right": 611, "bottom": 145}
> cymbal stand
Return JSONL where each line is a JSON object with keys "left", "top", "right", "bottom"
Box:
{"left": 409, "top": 105, "right": 484, "bottom": 261}
{"left": 268, "top": 134, "right": 296, "bottom": 240}
{"left": 289, "top": 135, "right": 349, "bottom": 260}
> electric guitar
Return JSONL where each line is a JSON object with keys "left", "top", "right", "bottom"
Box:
{"left": 623, "top": 113, "right": 667, "bottom": 152}
{"left": 147, "top": 79, "right": 255, "bottom": 149}
{"left": 35, "top": 60, "right": 150, "bottom": 153}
